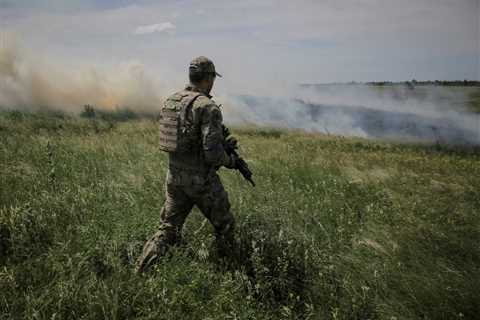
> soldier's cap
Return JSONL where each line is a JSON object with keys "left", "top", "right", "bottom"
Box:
{"left": 189, "top": 56, "right": 222, "bottom": 78}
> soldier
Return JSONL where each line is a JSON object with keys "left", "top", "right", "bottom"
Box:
{"left": 136, "top": 56, "right": 238, "bottom": 273}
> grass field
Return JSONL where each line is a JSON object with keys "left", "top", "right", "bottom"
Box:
{"left": 1, "top": 111, "right": 479, "bottom": 319}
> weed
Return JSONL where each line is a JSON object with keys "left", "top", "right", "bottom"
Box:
{"left": 0, "top": 112, "right": 479, "bottom": 319}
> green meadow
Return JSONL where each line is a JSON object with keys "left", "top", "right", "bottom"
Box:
{"left": 0, "top": 111, "right": 479, "bottom": 319}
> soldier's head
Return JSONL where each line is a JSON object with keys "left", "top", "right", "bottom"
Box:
{"left": 189, "top": 56, "right": 221, "bottom": 95}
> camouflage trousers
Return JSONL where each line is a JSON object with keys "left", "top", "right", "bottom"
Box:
{"left": 135, "top": 171, "right": 235, "bottom": 273}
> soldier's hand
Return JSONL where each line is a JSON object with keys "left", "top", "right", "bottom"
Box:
{"left": 225, "top": 136, "right": 238, "bottom": 151}
{"left": 224, "top": 153, "right": 239, "bottom": 169}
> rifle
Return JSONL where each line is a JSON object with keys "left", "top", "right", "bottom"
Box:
{"left": 222, "top": 125, "right": 255, "bottom": 187}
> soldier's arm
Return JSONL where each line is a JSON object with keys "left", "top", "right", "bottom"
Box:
{"left": 200, "top": 102, "right": 234, "bottom": 168}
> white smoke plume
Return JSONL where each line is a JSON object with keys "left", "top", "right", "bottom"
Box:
{"left": 1, "top": 38, "right": 479, "bottom": 145}
{"left": 220, "top": 84, "right": 480, "bottom": 145}
{"left": 0, "top": 39, "right": 165, "bottom": 113}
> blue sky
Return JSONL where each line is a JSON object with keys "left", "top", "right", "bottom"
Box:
{"left": 1, "top": 0, "right": 479, "bottom": 94}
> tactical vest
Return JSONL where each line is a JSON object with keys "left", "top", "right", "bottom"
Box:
{"left": 158, "top": 90, "right": 202, "bottom": 153}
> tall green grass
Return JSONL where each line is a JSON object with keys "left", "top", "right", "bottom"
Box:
{"left": 1, "top": 111, "right": 479, "bottom": 319}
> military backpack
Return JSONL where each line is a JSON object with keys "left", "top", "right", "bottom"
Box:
{"left": 158, "top": 91, "right": 202, "bottom": 153}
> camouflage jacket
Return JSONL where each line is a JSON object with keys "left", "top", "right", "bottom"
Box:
{"left": 166, "top": 84, "right": 231, "bottom": 185}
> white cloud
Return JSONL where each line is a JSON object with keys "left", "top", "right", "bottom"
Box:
{"left": 133, "top": 22, "right": 176, "bottom": 35}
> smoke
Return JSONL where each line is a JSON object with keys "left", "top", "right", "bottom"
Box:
{"left": 220, "top": 93, "right": 369, "bottom": 138}
{"left": 1, "top": 38, "right": 479, "bottom": 145}
{"left": 0, "top": 39, "right": 165, "bottom": 113}
{"left": 220, "top": 84, "right": 480, "bottom": 145}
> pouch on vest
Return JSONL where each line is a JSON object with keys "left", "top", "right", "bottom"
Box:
{"left": 158, "top": 91, "right": 202, "bottom": 153}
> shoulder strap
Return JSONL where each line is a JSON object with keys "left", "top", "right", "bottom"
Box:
{"left": 179, "top": 92, "right": 202, "bottom": 123}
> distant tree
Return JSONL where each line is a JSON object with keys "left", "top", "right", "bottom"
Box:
{"left": 81, "top": 104, "right": 96, "bottom": 118}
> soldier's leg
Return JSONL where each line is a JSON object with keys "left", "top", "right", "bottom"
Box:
{"left": 194, "top": 174, "right": 235, "bottom": 257}
{"left": 136, "top": 183, "right": 193, "bottom": 273}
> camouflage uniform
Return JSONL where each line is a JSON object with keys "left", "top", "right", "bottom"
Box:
{"left": 136, "top": 58, "right": 235, "bottom": 273}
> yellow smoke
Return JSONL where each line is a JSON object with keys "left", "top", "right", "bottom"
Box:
{"left": 0, "top": 39, "right": 164, "bottom": 113}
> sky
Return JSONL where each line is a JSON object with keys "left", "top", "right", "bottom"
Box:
{"left": 0, "top": 0, "right": 479, "bottom": 95}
